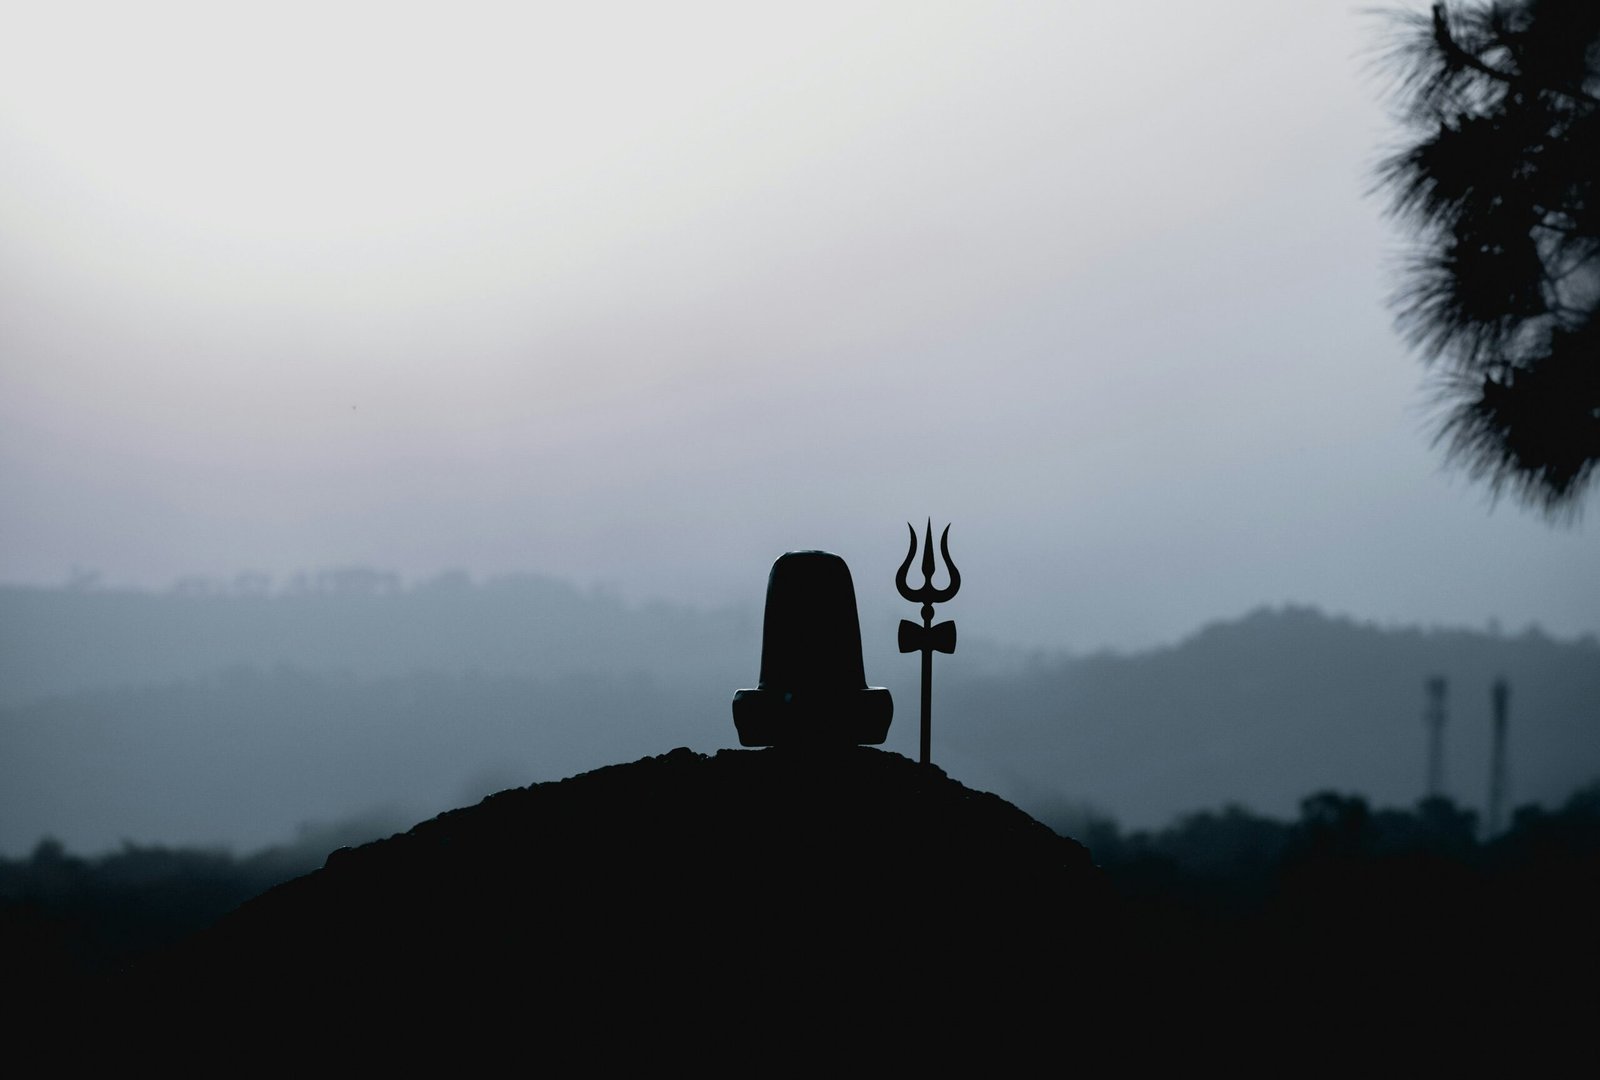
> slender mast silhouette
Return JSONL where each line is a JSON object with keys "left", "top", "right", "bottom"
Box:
{"left": 1488, "top": 677, "right": 1510, "bottom": 836}
{"left": 1425, "top": 676, "right": 1448, "bottom": 799}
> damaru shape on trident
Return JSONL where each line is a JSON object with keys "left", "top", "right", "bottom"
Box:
{"left": 730, "top": 522, "right": 959, "bottom": 765}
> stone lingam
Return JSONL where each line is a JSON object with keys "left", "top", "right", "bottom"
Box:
{"left": 732, "top": 550, "right": 893, "bottom": 747}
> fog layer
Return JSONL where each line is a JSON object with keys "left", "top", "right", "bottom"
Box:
{"left": 2, "top": 4, "right": 1595, "bottom": 650}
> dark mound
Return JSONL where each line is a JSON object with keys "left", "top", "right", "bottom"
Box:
{"left": 132, "top": 747, "right": 1106, "bottom": 1037}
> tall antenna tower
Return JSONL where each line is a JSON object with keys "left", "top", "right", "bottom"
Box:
{"left": 1424, "top": 676, "right": 1448, "bottom": 799}
{"left": 1487, "top": 677, "right": 1510, "bottom": 836}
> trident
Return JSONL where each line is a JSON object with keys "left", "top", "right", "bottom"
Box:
{"left": 895, "top": 520, "right": 960, "bottom": 766}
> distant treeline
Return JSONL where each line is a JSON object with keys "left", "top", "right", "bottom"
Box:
{"left": 1049, "top": 780, "right": 1600, "bottom": 926}
{"left": 1077, "top": 781, "right": 1600, "bottom": 1018}
{"left": 61, "top": 566, "right": 475, "bottom": 598}
{"left": 6, "top": 780, "right": 1597, "bottom": 986}
{"left": 0, "top": 815, "right": 396, "bottom": 982}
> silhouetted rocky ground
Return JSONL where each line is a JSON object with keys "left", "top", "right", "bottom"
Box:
{"left": 105, "top": 747, "right": 1107, "bottom": 1050}
{"left": 9, "top": 749, "right": 1597, "bottom": 1060}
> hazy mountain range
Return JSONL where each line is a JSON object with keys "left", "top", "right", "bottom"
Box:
{"left": 2, "top": 574, "right": 1596, "bottom": 854}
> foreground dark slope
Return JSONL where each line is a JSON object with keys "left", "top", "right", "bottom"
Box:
{"left": 142, "top": 747, "right": 1104, "bottom": 1024}
{"left": 79, "top": 747, "right": 1594, "bottom": 1061}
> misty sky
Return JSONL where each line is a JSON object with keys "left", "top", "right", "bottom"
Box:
{"left": 2, "top": 1, "right": 1596, "bottom": 651}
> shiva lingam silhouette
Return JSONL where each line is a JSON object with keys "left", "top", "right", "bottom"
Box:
{"left": 732, "top": 550, "right": 894, "bottom": 747}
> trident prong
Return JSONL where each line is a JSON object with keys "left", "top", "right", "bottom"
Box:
{"left": 896, "top": 520, "right": 960, "bottom": 619}
{"left": 895, "top": 520, "right": 960, "bottom": 765}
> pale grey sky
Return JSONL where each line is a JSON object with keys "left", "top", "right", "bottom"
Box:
{"left": 2, "top": 1, "right": 1595, "bottom": 650}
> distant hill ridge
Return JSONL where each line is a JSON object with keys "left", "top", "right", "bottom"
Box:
{"left": 2, "top": 581, "right": 1596, "bottom": 853}
{"left": 3, "top": 577, "right": 1591, "bottom": 704}
{"left": 0, "top": 574, "right": 757, "bottom": 707}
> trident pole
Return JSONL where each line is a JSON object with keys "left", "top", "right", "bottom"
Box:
{"left": 896, "top": 520, "right": 960, "bottom": 767}
{"left": 919, "top": 600, "right": 934, "bottom": 765}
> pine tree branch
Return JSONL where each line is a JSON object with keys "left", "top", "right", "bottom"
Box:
{"left": 1430, "top": 3, "right": 1600, "bottom": 108}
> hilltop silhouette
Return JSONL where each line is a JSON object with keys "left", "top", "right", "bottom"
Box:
{"left": 123, "top": 747, "right": 1105, "bottom": 1042}
{"left": 10, "top": 750, "right": 1594, "bottom": 1061}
